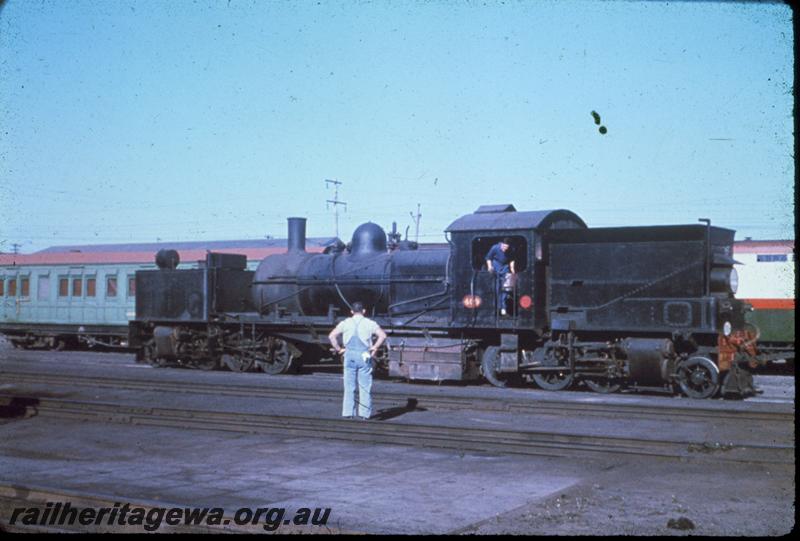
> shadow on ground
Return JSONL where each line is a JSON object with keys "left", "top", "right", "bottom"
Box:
{"left": 372, "top": 398, "right": 427, "bottom": 421}
{"left": 0, "top": 396, "right": 39, "bottom": 420}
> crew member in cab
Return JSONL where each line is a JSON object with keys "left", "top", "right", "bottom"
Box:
{"left": 485, "top": 238, "right": 516, "bottom": 316}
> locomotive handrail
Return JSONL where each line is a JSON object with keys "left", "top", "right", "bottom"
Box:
{"left": 398, "top": 295, "right": 451, "bottom": 326}
{"left": 699, "top": 218, "right": 712, "bottom": 296}
{"left": 252, "top": 254, "right": 413, "bottom": 312}
{"left": 464, "top": 268, "right": 480, "bottom": 328}
{"left": 331, "top": 251, "right": 352, "bottom": 311}
{"left": 565, "top": 259, "right": 704, "bottom": 312}
{"left": 388, "top": 288, "right": 450, "bottom": 311}
{"left": 252, "top": 277, "right": 444, "bottom": 285}
{"left": 328, "top": 251, "right": 394, "bottom": 315}
{"left": 387, "top": 252, "right": 451, "bottom": 312}
{"left": 254, "top": 283, "right": 319, "bottom": 312}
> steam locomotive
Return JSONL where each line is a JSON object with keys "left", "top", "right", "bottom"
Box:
{"left": 129, "top": 205, "right": 765, "bottom": 399}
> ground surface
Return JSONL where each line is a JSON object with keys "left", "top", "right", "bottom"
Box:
{"left": 458, "top": 458, "right": 795, "bottom": 536}
{"left": 0, "top": 343, "right": 795, "bottom": 534}
{"left": 1, "top": 415, "right": 794, "bottom": 535}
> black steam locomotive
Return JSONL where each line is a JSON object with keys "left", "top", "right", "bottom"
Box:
{"left": 129, "top": 205, "right": 762, "bottom": 398}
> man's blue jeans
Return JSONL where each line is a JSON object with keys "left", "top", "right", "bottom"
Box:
{"left": 342, "top": 351, "right": 373, "bottom": 418}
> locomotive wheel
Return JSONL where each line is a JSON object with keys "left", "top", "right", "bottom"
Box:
{"left": 190, "top": 357, "right": 219, "bottom": 371}
{"left": 222, "top": 353, "right": 255, "bottom": 373}
{"left": 481, "top": 346, "right": 507, "bottom": 388}
{"left": 149, "top": 356, "right": 171, "bottom": 368}
{"left": 138, "top": 340, "right": 158, "bottom": 364}
{"left": 676, "top": 356, "right": 720, "bottom": 399}
{"left": 584, "top": 378, "right": 622, "bottom": 394}
{"left": 532, "top": 368, "right": 574, "bottom": 391}
{"left": 256, "top": 339, "right": 296, "bottom": 375}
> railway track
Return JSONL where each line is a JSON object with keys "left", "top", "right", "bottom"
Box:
{"left": 1, "top": 368, "right": 793, "bottom": 424}
{"left": 0, "top": 392, "right": 793, "bottom": 466}
{"left": 1, "top": 367, "right": 794, "bottom": 466}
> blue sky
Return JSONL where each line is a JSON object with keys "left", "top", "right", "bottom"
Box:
{"left": 0, "top": 0, "right": 793, "bottom": 252}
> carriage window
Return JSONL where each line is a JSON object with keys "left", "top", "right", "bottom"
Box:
{"left": 127, "top": 275, "right": 136, "bottom": 297}
{"left": 106, "top": 276, "right": 117, "bottom": 297}
{"left": 72, "top": 277, "right": 83, "bottom": 297}
{"left": 0, "top": 279, "right": 4, "bottom": 296}
{"left": 59, "top": 277, "right": 69, "bottom": 297}
{"left": 8, "top": 278, "right": 16, "bottom": 297}
{"left": 471, "top": 235, "right": 528, "bottom": 272}
{"left": 38, "top": 276, "right": 50, "bottom": 301}
{"left": 86, "top": 277, "right": 96, "bottom": 297}
{"left": 756, "top": 254, "right": 788, "bottom": 262}
{"left": 20, "top": 277, "right": 29, "bottom": 297}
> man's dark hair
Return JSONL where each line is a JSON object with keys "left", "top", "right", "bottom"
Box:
{"left": 502, "top": 237, "right": 512, "bottom": 245}
{"left": 351, "top": 301, "right": 365, "bottom": 313}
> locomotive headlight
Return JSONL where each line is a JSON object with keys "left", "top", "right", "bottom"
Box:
{"left": 710, "top": 267, "right": 739, "bottom": 294}
{"left": 729, "top": 267, "right": 738, "bottom": 294}
{"left": 722, "top": 320, "right": 732, "bottom": 337}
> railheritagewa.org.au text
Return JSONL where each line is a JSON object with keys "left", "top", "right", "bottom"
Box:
{"left": 9, "top": 502, "right": 332, "bottom": 531}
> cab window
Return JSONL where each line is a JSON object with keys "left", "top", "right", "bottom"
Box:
{"left": 471, "top": 235, "right": 528, "bottom": 272}
{"left": 756, "top": 254, "right": 788, "bottom": 262}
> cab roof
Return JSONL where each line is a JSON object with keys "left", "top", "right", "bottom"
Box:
{"left": 445, "top": 205, "right": 586, "bottom": 233}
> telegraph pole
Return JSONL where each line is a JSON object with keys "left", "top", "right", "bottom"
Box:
{"left": 325, "top": 179, "right": 347, "bottom": 238}
{"left": 11, "top": 243, "right": 21, "bottom": 255}
{"left": 410, "top": 203, "right": 422, "bottom": 242}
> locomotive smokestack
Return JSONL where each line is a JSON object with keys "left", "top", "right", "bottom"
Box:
{"left": 287, "top": 217, "right": 307, "bottom": 252}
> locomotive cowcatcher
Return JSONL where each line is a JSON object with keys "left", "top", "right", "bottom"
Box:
{"left": 129, "top": 205, "right": 763, "bottom": 398}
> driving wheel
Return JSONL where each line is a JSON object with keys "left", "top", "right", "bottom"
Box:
{"left": 256, "top": 338, "right": 296, "bottom": 375}
{"left": 676, "top": 356, "right": 720, "bottom": 399}
{"left": 222, "top": 353, "right": 255, "bottom": 373}
{"left": 481, "top": 346, "right": 507, "bottom": 388}
{"left": 584, "top": 378, "right": 621, "bottom": 394}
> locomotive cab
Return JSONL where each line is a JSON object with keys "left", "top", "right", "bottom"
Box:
{"left": 446, "top": 205, "right": 587, "bottom": 331}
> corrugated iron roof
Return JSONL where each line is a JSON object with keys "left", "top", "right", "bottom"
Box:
{"left": 35, "top": 237, "right": 337, "bottom": 254}
{"left": 0, "top": 239, "right": 336, "bottom": 267}
{"left": 733, "top": 240, "right": 794, "bottom": 254}
{"left": 446, "top": 208, "right": 586, "bottom": 232}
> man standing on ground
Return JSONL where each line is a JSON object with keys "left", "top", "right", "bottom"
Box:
{"left": 328, "top": 302, "right": 387, "bottom": 420}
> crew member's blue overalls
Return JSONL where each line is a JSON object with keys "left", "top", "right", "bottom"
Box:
{"left": 342, "top": 318, "right": 373, "bottom": 419}
{"left": 486, "top": 243, "right": 512, "bottom": 315}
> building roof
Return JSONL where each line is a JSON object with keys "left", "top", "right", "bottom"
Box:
{"left": 732, "top": 240, "right": 795, "bottom": 254}
{"left": 34, "top": 237, "right": 336, "bottom": 254}
{"left": 0, "top": 237, "right": 338, "bottom": 266}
